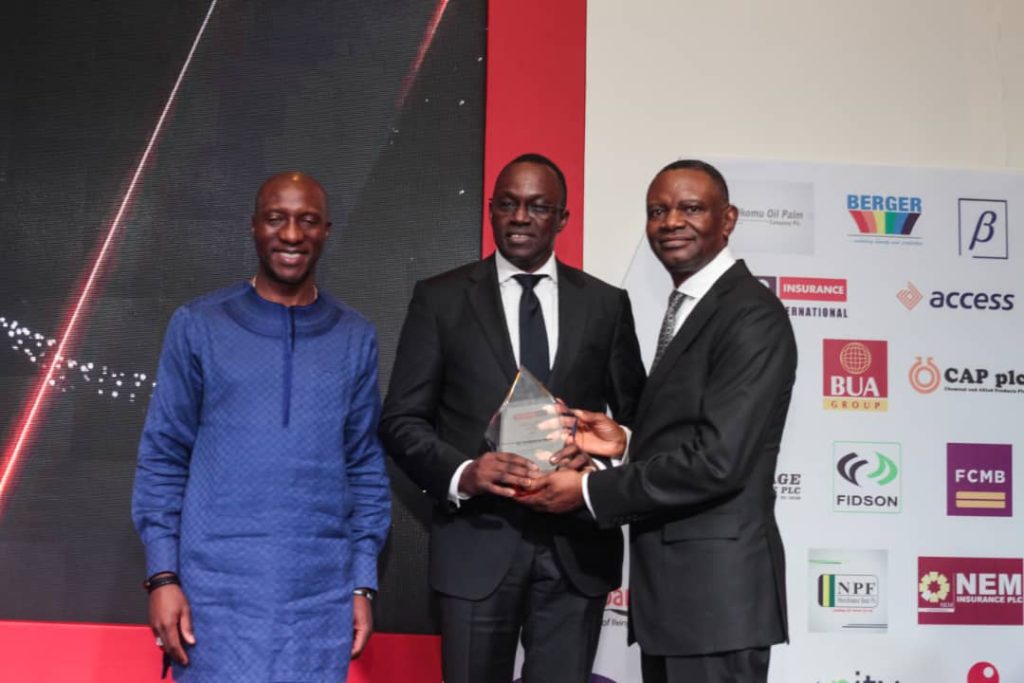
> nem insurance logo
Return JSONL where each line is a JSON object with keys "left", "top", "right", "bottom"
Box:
{"left": 847, "top": 192, "right": 922, "bottom": 245}
{"left": 918, "top": 556, "right": 1023, "bottom": 625}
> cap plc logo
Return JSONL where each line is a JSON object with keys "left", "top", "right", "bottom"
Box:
{"left": 908, "top": 357, "right": 941, "bottom": 393}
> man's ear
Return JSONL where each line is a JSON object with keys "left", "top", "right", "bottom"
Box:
{"left": 556, "top": 208, "right": 570, "bottom": 234}
{"left": 722, "top": 205, "right": 738, "bottom": 241}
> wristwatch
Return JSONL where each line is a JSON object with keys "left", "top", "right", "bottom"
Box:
{"left": 352, "top": 587, "right": 377, "bottom": 602}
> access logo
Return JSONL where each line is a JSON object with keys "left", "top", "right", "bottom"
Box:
{"left": 918, "top": 557, "right": 1023, "bottom": 625}
{"left": 823, "top": 340, "right": 888, "bottom": 411}
{"left": 896, "top": 281, "right": 1014, "bottom": 311}
{"left": 847, "top": 193, "right": 922, "bottom": 245}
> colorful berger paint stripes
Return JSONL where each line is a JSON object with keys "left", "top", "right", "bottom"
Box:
{"left": 847, "top": 193, "right": 922, "bottom": 235}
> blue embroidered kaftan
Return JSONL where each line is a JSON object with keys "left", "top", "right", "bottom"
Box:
{"left": 132, "top": 283, "right": 390, "bottom": 682}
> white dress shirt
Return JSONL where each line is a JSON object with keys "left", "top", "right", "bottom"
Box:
{"left": 581, "top": 247, "right": 738, "bottom": 516}
{"left": 448, "top": 251, "right": 560, "bottom": 504}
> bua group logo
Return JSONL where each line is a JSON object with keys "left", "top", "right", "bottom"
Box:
{"left": 823, "top": 340, "right": 888, "bottom": 411}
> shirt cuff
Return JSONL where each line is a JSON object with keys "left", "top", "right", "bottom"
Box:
{"left": 351, "top": 551, "right": 379, "bottom": 591}
{"left": 145, "top": 537, "right": 180, "bottom": 578}
{"left": 447, "top": 460, "right": 473, "bottom": 507}
{"left": 581, "top": 471, "right": 597, "bottom": 519}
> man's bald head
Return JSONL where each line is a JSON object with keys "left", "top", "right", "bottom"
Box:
{"left": 254, "top": 171, "right": 330, "bottom": 220}
{"left": 251, "top": 171, "right": 332, "bottom": 295}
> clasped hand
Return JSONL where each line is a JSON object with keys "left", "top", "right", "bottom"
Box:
{"left": 485, "top": 406, "right": 627, "bottom": 514}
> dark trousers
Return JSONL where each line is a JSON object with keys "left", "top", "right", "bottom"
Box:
{"left": 641, "top": 647, "right": 771, "bottom": 683}
{"left": 438, "top": 529, "right": 604, "bottom": 683}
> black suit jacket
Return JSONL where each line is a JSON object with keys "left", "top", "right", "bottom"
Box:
{"left": 588, "top": 260, "right": 796, "bottom": 656}
{"left": 380, "top": 256, "right": 645, "bottom": 599}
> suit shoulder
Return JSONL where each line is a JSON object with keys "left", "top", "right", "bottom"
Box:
{"left": 420, "top": 260, "right": 481, "bottom": 287}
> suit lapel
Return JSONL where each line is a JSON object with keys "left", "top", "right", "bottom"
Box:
{"left": 634, "top": 261, "right": 750, "bottom": 424}
{"left": 467, "top": 257, "right": 518, "bottom": 384}
{"left": 549, "top": 262, "right": 586, "bottom": 393}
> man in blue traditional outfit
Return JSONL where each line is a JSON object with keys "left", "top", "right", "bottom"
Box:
{"left": 132, "top": 172, "right": 391, "bottom": 682}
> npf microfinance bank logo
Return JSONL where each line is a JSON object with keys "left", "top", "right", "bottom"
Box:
{"left": 833, "top": 442, "right": 901, "bottom": 513}
{"left": 823, "top": 339, "right": 888, "bottom": 411}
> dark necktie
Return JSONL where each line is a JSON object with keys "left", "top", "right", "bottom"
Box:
{"left": 513, "top": 273, "right": 550, "bottom": 383}
{"left": 652, "top": 290, "right": 687, "bottom": 369}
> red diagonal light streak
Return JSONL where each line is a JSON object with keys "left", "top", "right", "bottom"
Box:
{"left": 0, "top": 0, "right": 220, "bottom": 514}
{"left": 396, "top": 0, "right": 451, "bottom": 111}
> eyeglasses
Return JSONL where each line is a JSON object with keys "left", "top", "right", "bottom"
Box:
{"left": 490, "top": 197, "right": 564, "bottom": 219}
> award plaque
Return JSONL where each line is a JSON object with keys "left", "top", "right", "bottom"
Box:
{"left": 485, "top": 368, "right": 570, "bottom": 473}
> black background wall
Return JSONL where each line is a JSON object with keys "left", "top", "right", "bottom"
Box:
{"left": 0, "top": 0, "right": 485, "bottom": 634}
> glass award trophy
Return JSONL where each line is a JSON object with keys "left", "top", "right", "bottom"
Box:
{"left": 484, "top": 367, "right": 569, "bottom": 473}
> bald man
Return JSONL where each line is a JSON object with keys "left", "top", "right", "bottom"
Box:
{"left": 132, "top": 173, "right": 391, "bottom": 683}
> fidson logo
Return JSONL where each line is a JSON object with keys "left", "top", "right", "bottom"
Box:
{"left": 833, "top": 442, "right": 901, "bottom": 513}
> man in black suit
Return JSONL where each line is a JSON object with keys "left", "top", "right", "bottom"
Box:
{"left": 379, "top": 154, "right": 646, "bottom": 683}
{"left": 525, "top": 159, "right": 797, "bottom": 683}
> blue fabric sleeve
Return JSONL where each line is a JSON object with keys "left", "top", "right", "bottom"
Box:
{"left": 344, "top": 328, "right": 391, "bottom": 590}
{"left": 131, "top": 306, "right": 202, "bottom": 577}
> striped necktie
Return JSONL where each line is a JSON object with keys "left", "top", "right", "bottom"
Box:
{"left": 652, "top": 290, "right": 687, "bottom": 369}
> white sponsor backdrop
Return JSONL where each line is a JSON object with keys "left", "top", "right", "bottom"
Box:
{"left": 580, "top": 157, "right": 1024, "bottom": 683}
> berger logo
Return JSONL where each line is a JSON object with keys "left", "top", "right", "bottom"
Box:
{"left": 967, "top": 662, "right": 1000, "bottom": 683}
{"left": 757, "top": 275, "right": 849, "bottom": 319}
{"left": 908, "top": 357, "right": 941, "bottom": 393}
{"left": 959, "top": 198, "right": 1008, "bottom": 260}
{"left": 823, "top": 339, "right": 888, "bottom": 411}
{"left": 847, "top": 193, "right": 923, "bottom": 245}
{"left": 897, "top": 282, "right": 923, "bottom": 310}
{"left": 909, "top": 356, "right": 1024, "bottom": 395}
{"left": 917, "top": 556, "right": 1024, "bottom": 625}
{"left": 833, "top": 442, "right": 901, "bottom": 513}
{"left": 809, "top": 548, "right": 888, "bottom": 633}
{"left": 947, "top": 443, "right": 1012, "bottom": 517}
{"left": 818, "top": 573, "right": 879, "bottom": 607}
